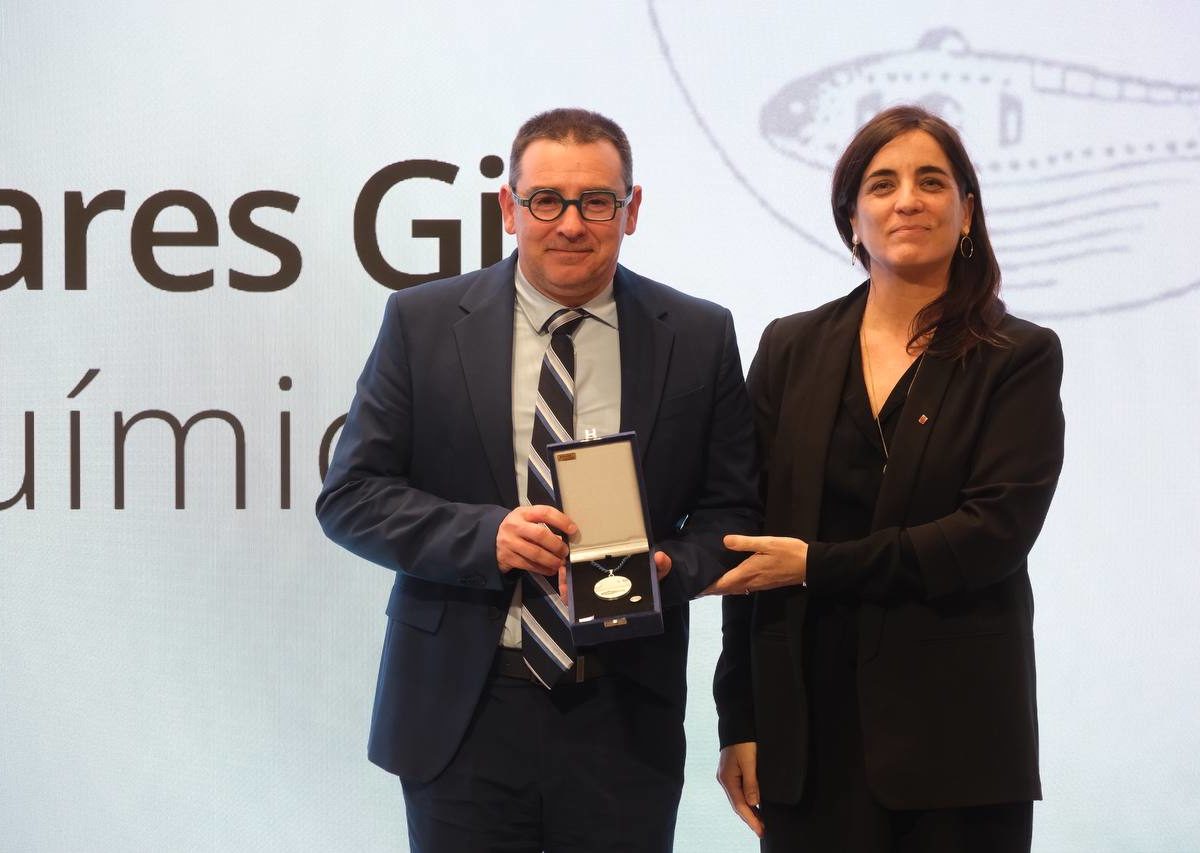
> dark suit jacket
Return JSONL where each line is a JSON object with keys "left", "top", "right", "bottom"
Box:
{"left": 317, "top": 254, "right": 760, "bottom": 782}
{"left": 714, "top": 283, "right": 1064, "bottom": 810}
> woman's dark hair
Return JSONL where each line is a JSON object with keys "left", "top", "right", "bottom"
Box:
{"left": 831, "top": 105, "right": 1007, "bottom": 358}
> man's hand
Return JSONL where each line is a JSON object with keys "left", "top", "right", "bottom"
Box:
{"left": 557, "top": 549, "right": 672, "bottom": 600}
{"left": 497, "top": 505, "right": 577, "bottom": 577}
{"left": 717, "top": 742, "right": 763, "bottom": 838}
{"left": 702, "top": 534, "right": 808, "bottom": 596}
{"left": 653, "top": 549, "right": 672, "bottom": 581}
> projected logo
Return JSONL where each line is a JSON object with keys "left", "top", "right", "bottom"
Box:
{"left": 649, "top": 5, "right": 1200, "bottom": 319}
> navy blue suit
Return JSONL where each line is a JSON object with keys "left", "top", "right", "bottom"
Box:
{"left": 317, "top": 253, "right": 759, "bottom": 790}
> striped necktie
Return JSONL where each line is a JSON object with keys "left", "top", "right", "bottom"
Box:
{"left": 521, "top": 308, "right": 587, "bottom": 688}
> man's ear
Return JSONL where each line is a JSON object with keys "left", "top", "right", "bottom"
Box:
{"left": 623, "top": 185, "right": 643, "bottom": 236}
{"left": 499, "top": 184, "right": 518, "bottom": 235}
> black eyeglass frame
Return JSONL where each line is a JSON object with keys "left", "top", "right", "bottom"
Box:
{"left": 510, "top": 188, "right": 634, "bottom": 222}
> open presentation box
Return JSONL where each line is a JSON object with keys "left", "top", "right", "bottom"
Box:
{"left": 549, "top": 432, "right": 663, "bottom": 644}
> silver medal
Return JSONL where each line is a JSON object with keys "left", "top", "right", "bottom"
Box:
{"left": 590, "top": 555, "right": 634, "bottom": 601}
{"left": 594, "top": 574, "right": 633, "bottom": 600}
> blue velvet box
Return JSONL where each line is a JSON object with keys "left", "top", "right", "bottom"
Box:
{"left": 548, "top": 431, "right": 664, "bottom": 645}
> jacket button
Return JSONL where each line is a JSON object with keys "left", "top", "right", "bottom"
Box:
{"left": 488, "top": 606, "right": 503, "bottom": 620}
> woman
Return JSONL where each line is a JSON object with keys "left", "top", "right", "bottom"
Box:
{"left": 709, "top": 106, "right": 1065, "bottom": 852}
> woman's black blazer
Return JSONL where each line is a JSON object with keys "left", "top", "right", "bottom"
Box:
{"left": 714, "top": 283, "right": 1065, "bottom": 809}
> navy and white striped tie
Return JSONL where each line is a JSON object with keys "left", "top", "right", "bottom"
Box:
{"left": 521, "top": 308, "right": 587, "bottom": 688}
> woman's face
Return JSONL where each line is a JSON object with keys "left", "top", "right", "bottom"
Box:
{"left": 850, "top": 129, "right": 974, "bottom": 284}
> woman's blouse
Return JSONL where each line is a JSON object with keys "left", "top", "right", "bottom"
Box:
{"left": 806, "top": 342, "right": 923, "bottom": 601}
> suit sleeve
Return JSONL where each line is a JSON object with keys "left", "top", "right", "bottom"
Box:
{"left": 315, "top": 294, "right": 509, "bottom": 591}
{"left": 712, "top": 319, "right": 779, "bottom": 746}
{"left": 655, "top": 309, "right": 763, "bottom": 602}
{"left": 806, "top": 327, "right": 1065, "bottom": 601}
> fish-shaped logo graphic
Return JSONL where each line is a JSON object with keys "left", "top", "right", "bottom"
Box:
{"left": 650, "top": 6, "right": 1200, "bottom": 318}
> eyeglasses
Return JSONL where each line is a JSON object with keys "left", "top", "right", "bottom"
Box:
{"left": 511, "top": 188, "right": 632, "bottom": 222}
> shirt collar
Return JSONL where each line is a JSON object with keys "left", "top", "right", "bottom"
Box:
{"left": 514, "top": 262, "right": 619, "bottom": 335}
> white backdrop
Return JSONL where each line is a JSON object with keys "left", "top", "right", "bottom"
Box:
{"left": 3, "top": 2, "right": 1199, "bottom": 850}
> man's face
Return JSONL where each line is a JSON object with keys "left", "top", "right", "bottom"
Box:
{"left": 499, "top": 138, "right": 642, "bottom": 307}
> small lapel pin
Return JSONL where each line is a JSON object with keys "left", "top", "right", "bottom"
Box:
{"left": 918, "top": 414, "right": 929, "bottom": 425}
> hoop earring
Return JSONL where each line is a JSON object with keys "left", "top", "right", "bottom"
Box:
{"left": 959, "top": 234, "right": 975, "bottom": 260}
{"left": 850, "top": 234, "right": 860, "bottom": 266}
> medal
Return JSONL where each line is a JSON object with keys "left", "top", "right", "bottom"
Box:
{"left": 591, "top": 556, "right": 633, "bottom": 600}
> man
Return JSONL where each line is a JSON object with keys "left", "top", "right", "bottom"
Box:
{"left": 317, "top": 108, "right": 759, "bottom": 852}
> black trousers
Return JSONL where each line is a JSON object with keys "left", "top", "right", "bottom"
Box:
{"left": 401, "top": 672, "right": 684, "bottom": 853}
{"left": 759, "top": 798, "right": 1032, "bottom": 853}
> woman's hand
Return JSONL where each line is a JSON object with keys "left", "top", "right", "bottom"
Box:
{"left": 717, "top": 741, "right": 764, "bottom": 838}
{"left": 703, "top": 534, "right": 809, "bottom": 595}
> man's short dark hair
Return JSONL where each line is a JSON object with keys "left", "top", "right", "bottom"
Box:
{"left": 509, "top": 108, "right": 633, "bottom": 192}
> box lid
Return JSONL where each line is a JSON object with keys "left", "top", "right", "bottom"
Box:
{"left": 551, "top": 435, "right": 650, "bottom": 564}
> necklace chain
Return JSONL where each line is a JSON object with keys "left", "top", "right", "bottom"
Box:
{"left": 860, "top": 325, "right": 925, "bottom": 465}
{"left": 590, "top": 555, "right": 631, "bottom": 576}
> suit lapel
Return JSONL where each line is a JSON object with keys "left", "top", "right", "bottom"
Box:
{"left": 783, "top": 281, "right": 957, "bottom": 532}
{"left": 774, "top": 286, "right": 868, "bottom": 643}
{"left": 454, "top": 256, "right": 519, "bottom": 508}
{"left": 871, "top": 350, "right": 956, "bottom": 529}
{"left": 785, "top": 283, "right": 869, "bottom": 539}
{"left": 614, "top": 266, "right": 673, "bottom": 461}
